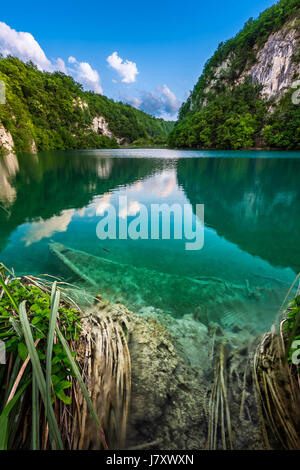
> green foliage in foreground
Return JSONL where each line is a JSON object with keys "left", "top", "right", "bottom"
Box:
{"left": 0, "top": 56, "right": 173, "bottom": 153}
{"left": 0, "top": 267, "right": 106, "bottom": 450}
{"left": 0, "top": 278, "right": 80, "bottom": 404}
{"left": 283, "top": 291, "right": 300, "bottom": 366}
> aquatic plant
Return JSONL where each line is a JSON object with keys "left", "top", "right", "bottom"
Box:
{"left": 206, "top": 343, "right": 233, "bottom": 450}
{"left": 73, "top": 305, "right": 131, "bottom": 450}
{"left": 282, "top": 285, "right": 300, "bottom": 365}
{"left": 0, "top": 265, "right": 108, "bottom": 450}
{"left": 253, "top": 274, "right": 300, "bottom": 449}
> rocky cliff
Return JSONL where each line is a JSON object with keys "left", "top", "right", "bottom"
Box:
{"left": 238, "top": 20, "right": 299, "bottom": 100}
{"left": 168, "top": 0, "right": 300, "bottom": 150}
{"left": 0, "top": 121, "right": 14, "bottom": 154}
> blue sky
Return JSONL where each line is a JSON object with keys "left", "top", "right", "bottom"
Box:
{"left": 0, "top": 0, "right": 276, "bottom": 119}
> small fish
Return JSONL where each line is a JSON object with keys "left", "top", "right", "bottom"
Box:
{"left": 103, "top": 248, "right": 110, "bottom": 253}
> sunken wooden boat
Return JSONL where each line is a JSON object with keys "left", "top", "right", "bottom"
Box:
{"left": 49, "top": 241, "right": 287, "bottom": 332}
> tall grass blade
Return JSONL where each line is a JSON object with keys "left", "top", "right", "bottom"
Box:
{"left": 19, "top": 301, "right": 64, "bottom": 450}
{"left": 0, "top": 416, "right": 8, "bottom": 450}
{"left": 46, "top": 282, "right": 60, "bottom": 418}
{"left": 31, "top": 375, "right": 39, "bottom": 450}
{"left": 9, "top": 317, "right": 23, "bottom": 337}
{"left": 0, "top": 379, "right": 30, "bottom": 450}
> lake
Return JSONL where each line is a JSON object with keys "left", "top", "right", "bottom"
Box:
{"left": 1, "top": 148, "right": 300, "bottom": 334}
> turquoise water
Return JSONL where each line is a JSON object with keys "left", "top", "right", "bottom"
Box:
{"left": 1, "top": 148, "right": 300, "bottom": 333}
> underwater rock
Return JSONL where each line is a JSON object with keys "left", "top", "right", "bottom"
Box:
{"left": 138, "top": 307, "right": 211, "bottom": 375}
{"left": 80, "top": 299, "right": 266, "bottom": 450}
{"left": 125, "top": 311, "right": 208, "bottom": 450}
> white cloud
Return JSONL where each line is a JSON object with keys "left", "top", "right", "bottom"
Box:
{"left": 68, "top": 57, "right": 103, "bottom": 94}
{"left": 23, "top": 209, "right": 75, "bottom": 246}
{"left": 159, "top": 85, "right": 180, "bottom": 114}
{"left": 122, "top": 85, "right": 181, "bottom": 120}
{"left": 0, "top": 22, "right": 103, "bottom": 94}
{"left": 95, "top": 193, "right": 112, "bottom": 215}
{"left": 0, "top": 22, "right": 52, "bottom": 71}
{"left": 155, "top": 172, "right": 177, "bottom": 198}
{"left": 120, "top": 94, "right": 142, "bottom": 109}
{"left": 107, "top": 51, "right": 138, "bottom": 83}
{"left": 119, "top": 200, "right": 141, "bottom": 219}
{"left": 55, "top": 57, "right": 67, "bottom": 73}
{"left": 134, "top": 171, "right": 177, "bottom": 199}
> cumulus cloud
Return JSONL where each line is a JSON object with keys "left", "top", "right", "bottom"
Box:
{"left": 159, "top": 85, "right": 179, "bottom": 114}
{"left": 122, "top": 85, "right": 181, "bottom": 120}
{"left": 119, "top": 200, "right": 141, "bottom": 219}
{"left": 0, "top": 22, "right": 52, "bottom": 71}
{"left": 120, "top": 94, "right": 141, "bottom": 109}
{"left": 138, "top": 91, "right": 162, "bottom": 114}
{"left": 55, "top": 57, "right": 67, "bottom": 73}
{"left": 107, "top": 51, "right": 138, "bottom": 83}
{"left": 0, "top": 22, "right": 103, "bottom": 94}
{"left": 95, "top": 193, "right": 112, "bottom": 216}
{"left": 68, "top": 56, "right": 103, "bottom": 94}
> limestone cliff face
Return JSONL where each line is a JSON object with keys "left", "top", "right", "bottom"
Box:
{"left": 203, "top": 20, "right": 300, "bottom": 104}
{"left": 0, "top": 120, "right": 37, "bottom": 156}
{"left": 0, "top": 121, "right": 14, "bottom": 153}
{"left": 239, "top": 21, "right": 300, "bottom": 99}
{"left": 188, "top": 16, "right": 300, "bottom": 114}
{"left": 72, "top": 97, "right": 123, "bottom": 144}
{"left": 91, "top": 116, "right": 113, "bottom": 137}
{"left": 91, "top": 115, "right": 123, "bottom": 144}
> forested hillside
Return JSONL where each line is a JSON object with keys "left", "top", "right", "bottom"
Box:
{"left": 0, "top": 56, "right": 174, "bottom": 154}
{"left": 168, "top": 0, "right": 300, "bottom": 150}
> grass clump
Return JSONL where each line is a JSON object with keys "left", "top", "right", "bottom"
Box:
{"left": 282, "top": 292, "right": 300, "bottom": 366}
{"left": 0, "top": 265, "right": 107, "bottom": 450}
{"left": 253, "top": 275, "right": 300, "bottom": 450}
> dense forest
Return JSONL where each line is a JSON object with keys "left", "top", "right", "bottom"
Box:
{"left": 0, "top": 56, "right": 174, "bottom": 153}
{"left": 168, "top": 0, "right": 300, "bottom": 150}
{"left": 0, "top": 0, "right": 299, "bottom": 153}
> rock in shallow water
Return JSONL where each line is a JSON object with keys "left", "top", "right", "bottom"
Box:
{"left": 126, "top": 311, "right": 209, "bottom": 450}
{"left": 80, "top": 300, "right": 265, "bottom": 450}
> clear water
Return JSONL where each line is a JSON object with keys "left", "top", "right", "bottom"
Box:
{"left": 1, "top": 148, "right": 300, "bottom": 334}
